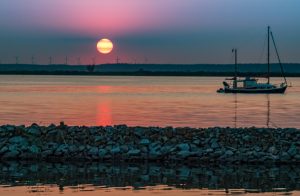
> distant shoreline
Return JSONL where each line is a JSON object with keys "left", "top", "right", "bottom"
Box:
{"left": 1, "top": 63, "right": 300, "bottom": 77}
{"left": 0, "top": 71, "right": 300, "bottom": 77}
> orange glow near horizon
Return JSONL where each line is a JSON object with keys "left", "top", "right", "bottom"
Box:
{"left": 97, "top": 39, "right": 113, "bottom": 54}
{"left": 97, "top": 101, "right": 112, "bottom": 126}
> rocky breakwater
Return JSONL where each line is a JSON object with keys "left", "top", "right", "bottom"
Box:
{"left": 0, "top": 123, "right": 299, "bottom": 163}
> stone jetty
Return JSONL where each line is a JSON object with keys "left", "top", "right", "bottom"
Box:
{"left": 0, "top": 123, "right": 299, "bottom": 163}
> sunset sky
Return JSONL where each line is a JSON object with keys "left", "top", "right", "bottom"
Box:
{"left": 0, "top": 0, "right": 299, "bottom": 64}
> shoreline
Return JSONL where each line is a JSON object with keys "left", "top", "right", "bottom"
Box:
{"left": 1, "top": 71, "right": 300, "bottom": 77}
{"left": 0, "top": 123, "right": 299, "bottom": 164}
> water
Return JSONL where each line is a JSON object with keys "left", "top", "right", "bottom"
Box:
{"left": 1, "top": 75, "right": 300, "bottom": 195}
{"left": 0, "top": 162, "right": 299, "bottom": 196}
{"left": 0, "top": 75, "right": 299, "bottom": 128}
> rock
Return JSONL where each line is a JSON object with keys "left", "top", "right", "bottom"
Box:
{"left": 211, "top": 142, "right": 220, "bottom": 149}
{"left": 41, "top": 150, "right": 53, "bottom": 158}
{"left": 254, "top": 146, "right": 261, "bottom": 152}
{"left": 68, "top": 145, "right": 78, "bottom": 153}
{"left": 243, "top": 135, "right": 251, "bottom": 142}
{"left": 192, "top": 139, "right": 201, "bottom": 146}
{"left": 29, "top": 145, "right": 40, "bottom": 154}
{"left": 134, "top": 127, "right": 146, "bottom": 137}
{"left": 0, "top": 146, "right": 9, "bottom": 154}
{"left": 177, "top": 143, "right": 190, "bottom": 151}
{"left": 94, "top": 136, "right": 103, "bottom": 142}
{"left": 225, "top": 150, "right": 234, "bottom": 157}
{"left": 280, "top": 152, "right": 291, "bottom": 162}
{"left": 268, "top": 146, "right": 278, "bottom": 155}
{"left": 178, "top": 167, "right": 191, "bottom": 180}
{"left": 287, "top": 144, "right": 297, "bottom": 157}
{"left": 26, "top": 126, "right": 41, "bottom": 136}
{"left": 161, "top": 145, "right": 172, "bottom": 154}
{"left": 111, "top": 146, "right": 121, "bottom": 155}
{"left": 149, "top": 150, "right": 162, "bottom": 159}
{"left": 44, "top": 142, "right": 59, "bottom": 151}
{"left": 206, "top": 148, "right": 214, "bottom": 153}
{"left": 140, "top": 139, "right": 150, "bottom": 145}
{"left": 294, "top": 154, "right": 300, "bottom": 161}
{"left": 3, "top": 145, "right": 20, "bottom": 158}
{"left": 88, "top": 147, "right": 99, "bottom": 156}
{"left": 5, "top": 125, "right": 15, "bottom": 132}
{"left": 213, "top": 150, "right": 223, "bottom": 158}
{"left": 127, "top": 149, "right": 141, "bottom": 156}
{"left": 177, "top": 151, "right": 191, "bottom": 159}
{"left": 9, "top": 136, "right": 28, "bottom": 145}
{"left": 54, "top": 144, "right": 69, "bottom": 156}
{"left": 98, "top": 149, "right": 107, "bottom": 158}
{"left": 120, "top": 145, "right": 129, "bottom": 153}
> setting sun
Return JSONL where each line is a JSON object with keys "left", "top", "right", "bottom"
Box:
{"left": 97, "top": 38, "right": 113, "bottom": 54}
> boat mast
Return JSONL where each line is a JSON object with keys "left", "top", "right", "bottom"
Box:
{"left": 233, "top": 48, "right": 237, "bottom": 88}
{"left": 267, "top": 26, "right": 270, "bottom": 84}
{"left": 235, "top": 49, "right": 237, "bottom": 78}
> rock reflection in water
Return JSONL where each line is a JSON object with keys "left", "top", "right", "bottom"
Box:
{"left": 0, "top": 162, "right": 299, "bottom": 193}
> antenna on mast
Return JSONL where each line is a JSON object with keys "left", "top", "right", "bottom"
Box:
{"left": 49, "top": 56, "right": 52, "bottom": 65}
{"left": 65, "top": 56, "right": 68, "bottom": 65}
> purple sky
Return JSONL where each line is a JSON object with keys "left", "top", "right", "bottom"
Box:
{"left": 0, "top": 0, "right": 300, "bottom": 64}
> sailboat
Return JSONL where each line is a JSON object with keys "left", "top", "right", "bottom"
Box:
{"left": 217, "top": 26, "right": 288, "bottom": 94}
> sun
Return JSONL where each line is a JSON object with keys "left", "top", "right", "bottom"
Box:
{"left": 97, "top": 38, "right": 113, "bottom": 54}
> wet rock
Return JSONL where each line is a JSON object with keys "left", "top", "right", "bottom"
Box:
{"left": 127, "top": 149, "right": 141, "bottom": 156}
{"left": 88, "top": 147, "right": 99, "bottom": 156}
{"left": 0, "top": 146, "right": 9, "bottom": 155}
{"left": 140, "top": 139, "right": 150, "bottom": 145}
{"left": 211, "top": 141, "right": 220, "bottom": 149}
{"left": 29, "top": 145, "right": 40, "bottom": 154}
{"left": 26, "top": 125, "right": 41, "bottom": 136}
{"left": 94, "top": 136, "right": 103, "bottom": 143}
{"left": 225, "top": 150, "right": 234, "bottom": 157}
{"left": 287, "top": 144, "right": 297, "bottom": 157}
{"left": 280, "top": 152, "right": 291, "bottom": 162}
{"left": 177, "top": 143, "right": 190, "bottom": 151}
{"left": 98, "top": 149, "right": 107, "bottom": 158}
{"left": 9, "top": 136, "right": 28, "bottom": 145}
{"left": 54, "top": 144, "right": 69, "bottom": 156}
{"left": 177, "top": 151, "right": 192, "bottom": 159}
{"left": 268, "top": 146, "right": 278, "bottom": 155}
{"left": 111, "top": 146, "right": 121, "bottom": 155}
{"left": 3, "top": 145, "right": 20, "bottom": 158}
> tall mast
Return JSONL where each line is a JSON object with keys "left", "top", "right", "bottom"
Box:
{"left": 235, "top": 49, "right": 237, "bottom": 78}
{"left": 267, "top": 26, "right": 270, "bottom": 84}
{"left": 233, "top": 48, "right": 237, "bottom": 88}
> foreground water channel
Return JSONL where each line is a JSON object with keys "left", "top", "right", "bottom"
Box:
{"left": 0, "top": 162, "right": 299, "bottom": 195}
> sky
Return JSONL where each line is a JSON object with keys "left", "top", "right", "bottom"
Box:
{"left": 0, "top": 0, "right": 300, "bottom": 65}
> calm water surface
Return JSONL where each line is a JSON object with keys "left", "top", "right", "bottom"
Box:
{"left": 0, "top": 75, "right": 300, "bottom": 128}
{"left": 0, "top": 162, "right": 299, "bottom": 196}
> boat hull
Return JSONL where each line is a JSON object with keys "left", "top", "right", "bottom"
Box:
{"left": 223, "top": 86, "right": 287, "bottom": 94}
